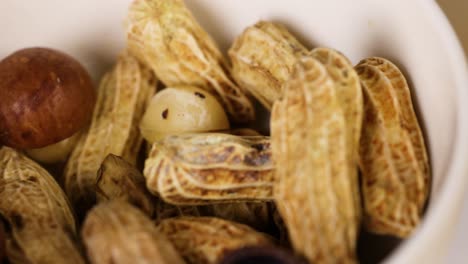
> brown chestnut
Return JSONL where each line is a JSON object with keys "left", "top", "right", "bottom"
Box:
{"left": 0, "top": 47, "right": 95, "bottom": 149}
{"left": 219, "top": 246, "right": 308, "bottom": 264}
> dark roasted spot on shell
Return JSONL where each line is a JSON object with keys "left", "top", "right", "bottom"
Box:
{"left": 251, "top": 143, "right": 267, "bottom": 152}
{"left": 343, "top": 69, "right": 349, "bottom": 78}
{"left": 162, "top": 109, "right": 169, "bottom": 119}
{"left": 27, "top": 176, "right": 38, "bottom": 182}
{"left": 194, "top": 92, "right": 206, "bottom": 99}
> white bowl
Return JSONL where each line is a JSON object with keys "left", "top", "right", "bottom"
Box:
{"left": 1, "top": 0, "right": 467, "bottom": 263}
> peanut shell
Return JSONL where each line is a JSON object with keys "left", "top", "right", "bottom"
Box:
{"left": 271, "top": 55, "right": 358, "bottom": 263}
{"left": 229, "top": 21, "right": 308, "bottom": 109}
{"left": 355, "top": 57, "right": 429, "bottom": 237}
{"left": 64, "top": 52, "right": 156, "bottom": 217}
{"left": 144, "top": 133, "right": 273, "bottom": 205}
{"left": 126, "top": 0, "right": 254, "bottom": 123}
{"left": 96, "top": 154, "right": 156, "bottom": 217}
{"left": 0, "top": 147, "right": 85, "bottom": 264}
{"left": 82, "top": 200, "right": 185, "bottom": 264}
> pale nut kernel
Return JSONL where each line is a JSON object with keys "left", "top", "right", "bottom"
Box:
{"left": 139, "top": 86, "right": 230, "bottom": 143}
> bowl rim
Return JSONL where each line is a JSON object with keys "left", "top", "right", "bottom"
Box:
{"left": 386, "top": 0, "right": 468, "bottom": 263}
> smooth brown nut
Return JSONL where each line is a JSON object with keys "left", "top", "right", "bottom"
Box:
{"left": 96, "top": 154, "right": 156, "bottom": 217}
{"left": 356, "top": 57, "right": 430, "bottom": 237}
{"left": 156, "top": 217, "right": 274, "bottom": 264}
{"left": 126, "top": 0, "right": 255, "bottom": 123}
{"left": 0, "top": 147, "right": 85, "bottom": 264}
{"left": 82, "top": 201, "right": 185, "bottom": 264}
{"left": 271, "top": 55, "right": 358, "bottom": 263}
{"left": 63, "top": 52, "right": 156, "bottom": 219}
{"left": 229, "top": 21, "right": 308, "bottom": 109}
{"left": 0, "top": 47, "right": 95, "bottom": 149}
{"left": 143, "top": 133, "right": 273, "bottom": 205}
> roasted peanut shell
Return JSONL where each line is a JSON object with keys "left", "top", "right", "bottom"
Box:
{"left": 0, "top": 147, "right": 85, "bottom": 264}
{"left": 356, "top": 57, "right": 430, "bottom": 237}
{"left": 311, "top": 47, "right": 363, "bottom": 226}
{"left": 229, "top": 21, "right": 308, "bottom": 109}
{"left": 96, "top": 154, "right": 156, "bottom": 217}
{"left": 64, "top": 52, "right": 156, "bottom": 217}
{"left": 82, "top": 200, "right": 185, "bottom": 264}
{"left": 144, "top": 133, "right": 273, "bottom": 205}
{"left": 126, "top": 0, "right": 254, "bottom": 123}
{"left": 156, "top": 217, "right": 273, "bottom": 264}
{"left": 271, "top": 55, "right": 358, "bottom": 263}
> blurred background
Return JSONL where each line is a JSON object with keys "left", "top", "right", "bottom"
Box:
{"left": 437, "top": 0, "right": 468, "bottom": 263}
{"left": 438, "top": 0, "right": 468, "bottom": 55}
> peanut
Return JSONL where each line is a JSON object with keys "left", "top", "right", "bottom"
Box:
{"left": 355, "top": 57, "right": 430, "bottom": 237}
{"left": 64, "top": 52, "right": 156, "bottom": 218}
{"left": 126, "top": 0, "right": 255, "bottom": 123}
{"left": 311, "top": 47, "right": 363, "bottom": 231}
{"left": 82, "top": 200, "right": 185, "bottom": 264}
{"left": 96, "top": 154, "right": 156, "bottom": 217}
{"left": 229, "top": 21, "right": 308, "bottom": 109}
{"left": 0, "top": 147, "right": 85, "bottom": 264}
{"left": 271, "top": 55, "right": 358, "bottom": 263}
{"left": 143, "top": 133, "right": 273, "bottom": 205}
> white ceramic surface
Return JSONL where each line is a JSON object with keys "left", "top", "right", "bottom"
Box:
{"left": 1, "top": 0, "right": 467, "bottom": 263}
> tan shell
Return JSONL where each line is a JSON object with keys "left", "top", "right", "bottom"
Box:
{"left": 126, "top": 0, "right": 255, "bottom": 123}
{"left": 144, "top": 133, "right": 273, "bottom": 205}
{"left": 229, "top": 21, "right": 308, "bottom": 109}
{"left": 271, "top": 55, "right": 358, "bottom": 263}
{"left": 355, "top": 57, "right": 430, "bottom": 237}
{"left": 156, "top": 217, "right": 273, "bottom": 264}
{"left": 96, "top": 154, "right": 156, "bottom": 217}
{"left": 82, "top": 201, "right": 185, "bottom": 264}
{"left": 64, "top": 52, "right": 156, "bottom": 217}
{"left": 310, "top": 47, "right": 363, "bottom": 226}
{"left": 0, "top": 147, "right": 85, "bottom": 264}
